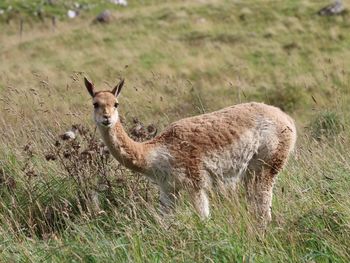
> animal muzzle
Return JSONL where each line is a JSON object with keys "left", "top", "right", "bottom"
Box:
{"left": 102, "top": 116, "right": 112, "bottom": 126}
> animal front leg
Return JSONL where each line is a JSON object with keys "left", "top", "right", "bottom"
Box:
{"left": 189, "top": 189, "right": 210, "bottom": 219}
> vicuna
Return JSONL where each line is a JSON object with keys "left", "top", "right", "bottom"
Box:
{"left": 84, "top": 77, "right": 296, "bottom": 226}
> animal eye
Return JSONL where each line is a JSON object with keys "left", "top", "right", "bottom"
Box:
{"left": 114, "top": 102, "right": 119, "bottom": 108}
{"left": 93, "top": 103, "right": 98, "bottom": 108}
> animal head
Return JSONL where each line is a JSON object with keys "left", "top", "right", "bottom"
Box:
{"left": 84, "top": 77, "right": 125, "bottom": 128}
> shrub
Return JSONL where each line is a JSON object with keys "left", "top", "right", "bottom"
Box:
{"left": 309, "top": 110, "right": 344, "bottom": 140}
{"left": 248, "top": 84, "right": 306, "bottom": 113}
{"left": 265, "top": 84, "right": 306, "bottom": 112}
{"left": 0, "top": 120, "right": 159, "bottom": 238}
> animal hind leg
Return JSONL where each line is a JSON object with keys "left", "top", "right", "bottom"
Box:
{"left": 244, "top": 167, "right": 276, "bottom": 228}
{"left": 246, "top": 131, "right": 293, "bottom": 228}
{"left": 255, "top": 147, "right": 290, "bottom": 226}
{"left": 254, "top": 172, "right": 275, "bottom": 225}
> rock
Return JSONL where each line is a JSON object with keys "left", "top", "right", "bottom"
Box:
{"left": 67, "top": 9, "right": 78, "bottom": 19}
{"left": 318, "top": 0, "right": 344, "bottom": 16}
{"left": 110, "top": 0, "right": 128, "bottom": 6}
{"left": 94, "top": 10, "right": 113, "bottom": 23}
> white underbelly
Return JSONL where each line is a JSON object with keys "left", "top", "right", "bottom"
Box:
{"left": 202, "top": 134, "right": 259, "bottom": 182}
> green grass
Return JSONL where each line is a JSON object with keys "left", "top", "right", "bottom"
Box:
{"left": 0, "top": 0, "right": 143, "bottom": 20}
{"left": 1, "top": 0, "right": 350, "bottom": 262}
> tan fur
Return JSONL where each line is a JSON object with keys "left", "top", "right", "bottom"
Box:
{"left": 84, "top": 78, "right": 297, "bottom": 225}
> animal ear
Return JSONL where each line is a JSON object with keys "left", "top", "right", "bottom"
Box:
{"left": 112, "top": 79, "right": 125, "bottom": 97}
{"left": 84, "top": 77, "right": 95, "bottom": 97}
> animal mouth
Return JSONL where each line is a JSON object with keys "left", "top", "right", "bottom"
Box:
{"left": 102, "top": 120, "right": 112, "bottom": 126}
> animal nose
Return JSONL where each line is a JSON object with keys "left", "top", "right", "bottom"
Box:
{"left": 103, "top": 115, "right": 109, "bottom": 120}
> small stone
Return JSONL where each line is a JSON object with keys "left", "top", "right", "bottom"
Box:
{"left": 94, "top": 10, "right": 113, "bottom": 23}
{"left": 67, "top": 10, "right": 78, "bottom": 19}
{"left": 318, "top": 0, "right": 344, "bottom": 16}
{"left": 110, "top": 0, "right": 128, "bottom": 6}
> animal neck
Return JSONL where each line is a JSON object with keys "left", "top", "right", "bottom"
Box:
{"left": 98, "top": 121, "right": 150, "bottom": 173}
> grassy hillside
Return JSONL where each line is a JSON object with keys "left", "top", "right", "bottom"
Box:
{"left": 1, "top": 0, "right": 350, "bottom": 261}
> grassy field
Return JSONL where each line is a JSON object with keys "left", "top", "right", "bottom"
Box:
{"left": 1, "top": 0, "right": 350, "bottom": 261}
